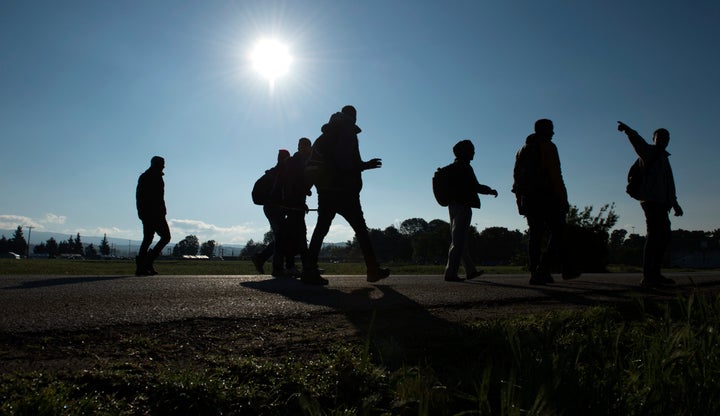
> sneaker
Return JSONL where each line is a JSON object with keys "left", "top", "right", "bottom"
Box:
{"left": 466, "top": 270, "right": 484, "bottom": 280}
{"left": 285, "top": 266, "right": 302, "bottom": 278}
{"left": 251, "top": 254, "right": 265, "bottom": 274}
{"left": 529, "top": 270, "right": 553, "bottom": 285}
{"left": 561, "top": 269, "right": 581, "bottom": 280}
{"left": 302, "top": 268, "right": 329, "bottom": 285}
{"left": 445, "top": 275, "right": 465, "bottom": 282}
{"left": 657, "top": 275, "right": 676, "bottom": 285}
{"left": 367, "top": 268, "right": 390, "bottom": 282}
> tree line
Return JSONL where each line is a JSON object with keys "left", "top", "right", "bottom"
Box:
{"left": 3, "top": 204, "right": 718, "bottom": 269}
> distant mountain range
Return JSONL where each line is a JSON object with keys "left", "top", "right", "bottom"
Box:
{"left": 0, "top": 229, "right": 245, "bottom": 257}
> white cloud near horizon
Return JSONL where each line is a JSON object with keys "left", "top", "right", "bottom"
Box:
{"left": 0, "top": 214, "right": 40, "bottom": 230}
{"left": 169, "top": 218, "right": 265, "bottom": 245}
{"left": 43, "top": 213, "right": 67, "bottom": 225}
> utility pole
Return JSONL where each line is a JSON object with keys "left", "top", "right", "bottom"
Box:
{"left": 26, "top": 225, "right": 34, "bottom": 259}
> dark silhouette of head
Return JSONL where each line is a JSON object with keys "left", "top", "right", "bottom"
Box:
{"left": 298, "top": 137, "right": 312, "bottom": 155}
{"left": 534, "top": 119, "right": 554, "bottom": 139}
{"left": 653, "top": 128, "right": 670, "bottom": 149}
{"left": 453, "top": 140, "right": 475, "bottom": 161}
{"left": 150, "top": 156, "right": 165, "bottom": 170}
{"left": 341, "top": 105, "right": 357, "bottom": 123}
{"left": 278, "top": 149, "right": 290, "bottom": 163}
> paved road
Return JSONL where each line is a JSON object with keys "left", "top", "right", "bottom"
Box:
{"left": 2, "top": 272, "right": 719, "bottom": 332}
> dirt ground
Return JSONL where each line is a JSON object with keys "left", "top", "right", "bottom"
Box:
{"left": 1, "top": 301, "right": 573, "bottom": 375}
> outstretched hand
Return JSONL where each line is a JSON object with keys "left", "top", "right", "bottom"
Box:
{"left": 617, "top": 121, "right": 630, "bottom": 133}
{"left": 491, "top": 189, "right": 498, "bottom": 198}
{"left": 365, "top": 158, "right": 382, "bottom": 170}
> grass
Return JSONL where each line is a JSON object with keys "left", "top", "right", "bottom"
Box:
{"left": 0, "top": 259, "right": 526, "bottom": 276}
{"left": 2, "top": 292, "right": 720, "bottom": 415}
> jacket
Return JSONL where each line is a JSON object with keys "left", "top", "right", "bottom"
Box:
{"left": 310, "top": 112, "right": 365, "bottom": 193}
{"left": 512, "top": 133, "right": 568, "bottom": 204}
{"left": 136, "top": 167, "right": 166, "bottom": 220}
{"left": 448, "top": 159, "right": 494, "bottom": 209}
{"left": 627, "top": 131, "right": 678, "bottom": 208}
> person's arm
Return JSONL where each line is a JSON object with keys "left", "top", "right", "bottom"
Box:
{"left": 361, "top": 158, "right": 382, "bottom": 170}
{"left": 618, "top": 121, "right": 652, "bottom": 161}
{"left": 470, "top": 168, "right": 498, "bottom": 197}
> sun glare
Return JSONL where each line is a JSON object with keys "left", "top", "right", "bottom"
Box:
{"left": 250, "top": 38, "right": 292, "bottom": 85}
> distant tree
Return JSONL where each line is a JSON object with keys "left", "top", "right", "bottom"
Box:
{"left": 399, "top": 218, "right": 429, "bottom": 236}
{"left": 10, "top": 226, "right": 27, "bottom": 256}
{"left": 99, "top": 234, "right": 111, "bottom": 256}
{"left": 33, "top": 242, "right": 48, "bottom": 255}
{"left": 73, "top": 233, "right": 83, "bottom": 255}
{"left": 46, "top": 237, "right": 59, "bottom": 257}
{"left": 263, "top": 230, "right": 274, "bottom": 245}
{"left": 608, "top": 228, "right": 628, "bottom": 264}
{"left": 609, "top": 229, "right": 628, "bottom": 250}
{"left": 173, "top": 235, "right": 199, "bottom": 256}
{"left": 84, "top": 243, "right": 98, "bottom": 258}
{"left": 58, "top": 236, "right": 75, "bottom": 254}
{"left": 382, "top": 225, "right": 413, "bottom": 261}
{"left": 0, "top": 235, "right": 8, "bottom": 253}
{"left": 412, "top": 219, "right": 450, "bottom": 263}
{"left": 240, "top": 239, "right": 266, "bottom": 257}
{"left": 200, "top": 240, "right": 216, "bottom": 257}
{"left": 566, "top": 204, "right": 619, "bottom": 272}
{"left": 475, "top": 227, "right": 524, "bottom": 265}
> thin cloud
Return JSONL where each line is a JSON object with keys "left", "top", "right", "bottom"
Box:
{"left": 43, "top": 213, "right": 67, "bottom": 225}
{"left": 0, "top": 214, "right": 40, "bottom": 230}
{"left": 169, "top": 218, "right": 266, "bottom": 244}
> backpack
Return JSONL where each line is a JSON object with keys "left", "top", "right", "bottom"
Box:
{"left": 251, "top": 167, "right": 278, "bottom": 205}
{"left": 626, "top": 158, "right": 644, "bottom": 200}
{"left": 432, "top": 164, "right": 455, "bottom": 207}
{"left": 512, "top": 141, "right": 541, "bottom": 196}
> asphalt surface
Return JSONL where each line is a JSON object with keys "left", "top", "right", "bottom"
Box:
{"left": 2, "top": 272, "right": 720, "bottom": 333}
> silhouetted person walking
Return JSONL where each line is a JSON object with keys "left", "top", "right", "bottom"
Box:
{"left": 512, "top": 119, "right": 579, "bottom": 285}
{"left": 279, "top": 137, "right": 313, "bottom": 277}
{"left": 136, "top": 156, "right": 171, "bottom": 276}
{"left": 252, "top": 149, "right": 291, "bottom": 277}
{"left": 618, "top": 121, "right": 683, "bottom": 288}
{"left": 303, "top": 105, "right": 390, "bottom": 285}
{"left": 443, "top": 140, "right": 498, "bottom": 282}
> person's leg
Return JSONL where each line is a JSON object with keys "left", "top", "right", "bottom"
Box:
{"left": 544, "top": 208, "right": 579, "bottom": 280}
{"left": 136, "top": 220, "right": 156, "bottom": 276}
{"left": 526, "top": 213, "right": 543, "bottom": 277}
{"left": 445, "top": 204, "right": 471, "bottom": 281}
{"left": 641, "top": 202, "right": 673, "bottom": 284}
{"left": 338, "top": 193, "right": 388, "bottom": 281}
{"left": 265, "top": 207, "right": 286, "bottom": 276}
{"left": 303, "top": 191, "right": 336, "bottom": 284}
{"left": 460, "top": 209, "right": 483, "bottom": 279}
{"left": 146, "top": 218, "right": 170, "bottom": 275}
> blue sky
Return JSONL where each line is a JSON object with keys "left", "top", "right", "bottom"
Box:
{"left": 1, "top": 1, "right": 718, "bottom": 248}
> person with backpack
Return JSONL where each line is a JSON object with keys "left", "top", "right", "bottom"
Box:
{"left": 279, "top": 137, "right": 314, "bottom": 278}
{"left": 441, "top": 140, "right": 498, "bottom": 282}
{"left": 512, "top": 119, "right": 580, "bottom": 285}
{"left": 302, "top": 105, "right": 390, "bottom": 285}
{"left": 251, "top": 149, "right": 291, "bottom": 277}
{"left": 617, "top": 121, "right": 683, "bottom": 288}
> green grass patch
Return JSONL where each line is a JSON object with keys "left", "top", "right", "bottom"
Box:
{"left": 3, "top": 292, "right": 720, "bottom": 415}
{"left": 0, "top": 259, "right": 525, "bottom": 276}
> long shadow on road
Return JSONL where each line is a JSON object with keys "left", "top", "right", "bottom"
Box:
{"left": 242, "top": 278, "right": 468, "bottom": 366}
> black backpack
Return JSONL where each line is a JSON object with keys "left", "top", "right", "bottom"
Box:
{"left": 251, "top": 167, "right": 278, "bottom": 205}
{"left": 432, "top": 164, "right": 455, "bottom": 207}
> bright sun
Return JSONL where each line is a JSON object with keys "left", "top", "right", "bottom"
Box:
{"left": 250, "top": 38, "right": 292, "bottom": 84}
